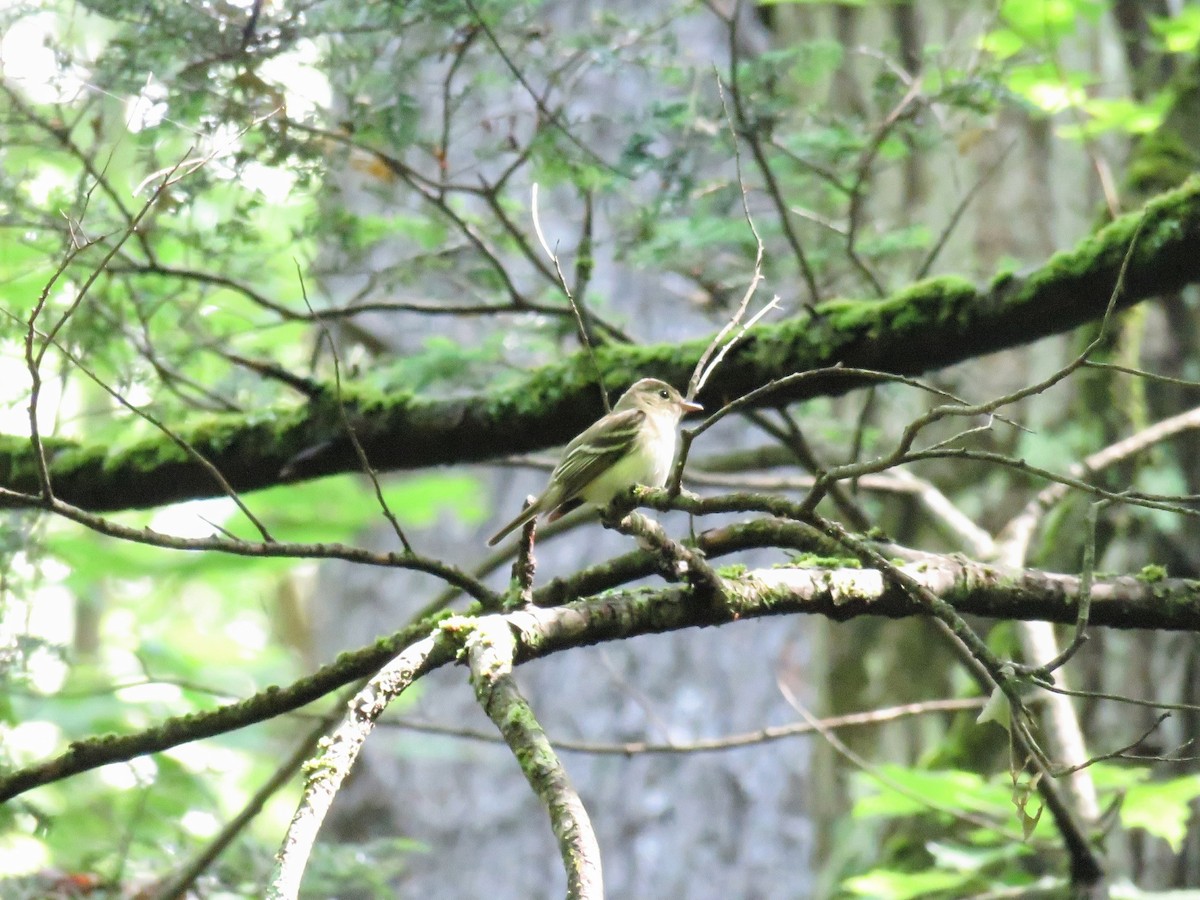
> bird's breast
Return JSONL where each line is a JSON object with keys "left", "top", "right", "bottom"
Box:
{"left": 578, "top": 416, "right": 677, "bottom": 505}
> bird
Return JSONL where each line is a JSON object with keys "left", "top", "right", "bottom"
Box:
{"left": 486, "top": 378, "right": 703, "bottom": 546}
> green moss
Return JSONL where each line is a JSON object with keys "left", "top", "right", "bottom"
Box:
{"left": 989, "top": 268, "right": 1018, "bottom": 292}
{"left": 730, "top": 575, "right": 794, "bottom": 614}
{"left": 717, "top": 563, "right": 748, "bottom": 578}
{"left": 783, "top": 553, "right": 860, "bottom": 569}
{"left": 1136, "top": 564, "right": 1168, "bottom": 583}
{"left": 103, "top": 435, "right": 191, "bottom": 474}
{"left": 502, "top": 702, "right": 540, "bottom": 734}
{"left": 2, "top": 177, "right": 1199, "bottom": 513}
{"left": 818, "top": 276, "right": 977, "bottom": 340}
{"left": 300, "top": 754, "right": 337, "bottom": 779}
{"left": 1128, "top": 130, "right": 1198, "bottom": 194}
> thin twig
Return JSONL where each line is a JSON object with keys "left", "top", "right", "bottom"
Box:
{"left": 1054, "top": 714, "right": 1171, "bottom": 776}
{"left": 11, "top": 286, "right": 275, "bottom": 544}
{"left": 722, "top": 0, "right": 821, "bottom": 302}
{"left": 460, "top": 0, "right": 628, "bottom": 179}
{"left": 297, "top": 263, "right": 413, "bottom": 554}
{"left": 686, "top": 72, "right": 781, "bottom": 402}
{"left": 1014, "top": 501, "right": 1109, "bottom": 679}
{"left": 531, "top": 182, "right": 610, "bottom": 412}
{"left": 352, "top": 696, "right": 988, "bottom": 755}
{"left": 915, "top": 139, "right": 1017, "bottom": 279}
{"left": 775, "top": 679, "right": 1024, "bottom": 839}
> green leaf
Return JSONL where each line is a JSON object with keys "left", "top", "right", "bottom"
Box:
{"left": 1011, "top": 770, "right": 1044, "bottom": 840}
{"left": 852, "top": 766, "right": 1012, "bottom": 821}
{"left": 980, "top": 28, "right": 1026, "bottom": 61}
{"left": 843, "top": 867, "right": 969, "bottom": 900}
{"left": 1058, "top": 94, "right": 1172, "bottom": 140}
{"left": 976, "top": 686, "right": 1011, "bottom": 731}
{"left": 999, "top": 0, "right": 1104, "bottom": 45}
{"left": 1120, "top": 773, "right": 1200, "bottom": 852}
{"left": 926, "top": 839, "right": 1029, "bottom": 873}
{"left": 1151, "top": 7, "right": 1200, "bottom": 53}
{"left": 1005, "top": 64, "right": 1091, "bottom": 114}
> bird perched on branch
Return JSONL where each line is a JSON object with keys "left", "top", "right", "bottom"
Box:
{"left": 487, "top": 378, "right": 703, "bottom": 546}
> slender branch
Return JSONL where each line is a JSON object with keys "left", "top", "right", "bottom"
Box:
{"left": 1000, "top": 404, "right": 1200, "bottom": 558}
{"left": 467, "top": 618, "right": 603, "bottom": 899}
{"left": 1054, "top": 714, "right": 1171, "bottom": 776}
{"left": 531, "top": 182, "right": 610, "bottom": 412}
{"left": 268, "top": 631, "right": 456, "bottom": 899}
{"left": 915, "top": 139, "right": 1017, "bottom": 279}
{"left": 9, "top": 309, "right": 276, "bottom": 542}
{"left": 775, "top": 681, "right": 1023, "bottom": 839}
{"left": 299, "top": 266, "right": 413, "bottom": 554}
{"left": 0, "top": 488, "right": 496, "bottom": 604}
{"left": 744, "top": 408, "right": 871, "bottom": 533}
{"left": 685, "top": 72, "right": 781, "bottom": 404}
{"left": 461, "top": 0, "right": 628, "bottom": 178}
{"left": 358, "top": 697, "right": 987, "bottom": 755}
{"left": 722, "top": 0, "right": 821, "bottom": 302}
{"left": 156, "top": 695, "right": 350, "bottom": 899}
{"left": 843, "top": 77, "right": 926, "bottom": 297}
{"left": 1015, "top": 501, "right": 1109, "bottom": 680}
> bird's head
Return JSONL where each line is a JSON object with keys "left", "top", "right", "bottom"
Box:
{"left": 615, "top": 378, "right": 704, "bottom": 418}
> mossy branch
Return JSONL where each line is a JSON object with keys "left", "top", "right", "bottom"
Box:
{"left": 5, "top": 546, "right": 1199, "bottom": 808}
{"left": 2, "top": 178, "right": 1199, "bottom": 513}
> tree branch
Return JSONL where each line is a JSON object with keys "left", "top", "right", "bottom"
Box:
{"left": 4, "top": 546, "right": 1200, "bottom": 806}
{"left": 0, "top": 179, "right": 1196, "bottom": 512}
{"left": 468, "top": 618, "right": 603, "bottom": 899}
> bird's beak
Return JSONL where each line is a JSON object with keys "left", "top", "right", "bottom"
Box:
{"left": 681, "top": 398, "right": 703, "bottom": 414}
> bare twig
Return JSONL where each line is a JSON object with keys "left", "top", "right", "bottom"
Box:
{"left": 10, "top": 310, "right": 276, "bottom": 543}
{"left": 743, "top": 408, "right": 871, "bottom": 533}
{"left": 297, "top": 263, "right": 414, "bottom": 554}
{"left": 1014, "top": 501, "right": 1109, "bottom": 680}
{"left": 915, "top": 139, "right": 1017, "bottom": 279}
{"left": 685, "top": 72, "right": 781, "bottom": 403}
{"left": 531, "top": 182, "right": 610, "bottom": 412}
{"left": 722, "top": 0, "right": 821, "bottom": 302}
{"left": 460, "top": 0, "right": 627, "bottom": 179}
{"left": 1054, "top": 714, "right": 1171, "bottom": 776}
{"left": 359, "top": 696, "right": 988, "bottom": 755}
{"left": 775, "top": 680, "right": 1024, "bottom": 838}
{"left": 843, "top": 76, "right": 926, "bottom": 296}
{"left": 0, "top": 486, "right": 494, "bottom": 603}
{"left": 1000, "top": 404, "right": 1200, "bottom": 558}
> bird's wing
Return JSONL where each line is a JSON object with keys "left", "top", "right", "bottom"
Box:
{"left": 549, "top": 408, "right": 645, "bottom": 503}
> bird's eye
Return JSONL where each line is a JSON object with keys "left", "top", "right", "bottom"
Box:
{"left": 658, "top": 389, "right": 670, "bottom": 400}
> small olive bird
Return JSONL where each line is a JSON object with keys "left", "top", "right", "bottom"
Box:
{"left": 487, "top": 378, "right": 702, "bottom": 546}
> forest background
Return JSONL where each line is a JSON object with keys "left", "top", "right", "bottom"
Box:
{"left": 3, "top": 0, "right": 1200, "bottom": 897}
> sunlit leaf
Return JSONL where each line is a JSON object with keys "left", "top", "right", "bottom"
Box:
{"left": 976, "top": 686, "right": 1011, "bottom": 731}
{"left": 843, "top": 867, "right": 969, "bottom": 900}
{"left": 1120, "top": 774, "right": 1200, "bottom": 852}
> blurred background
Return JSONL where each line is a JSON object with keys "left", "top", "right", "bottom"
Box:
{"left": 1, "top": 1, "right": 1198, "bottom": 896}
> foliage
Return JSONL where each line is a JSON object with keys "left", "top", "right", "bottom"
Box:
{"left": 844, "top": 763, "right": 1200, "bottom": 898}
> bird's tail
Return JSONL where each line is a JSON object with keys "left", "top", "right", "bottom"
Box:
{"left": 486, "top": 498, "right": 543, "bottom": 547}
